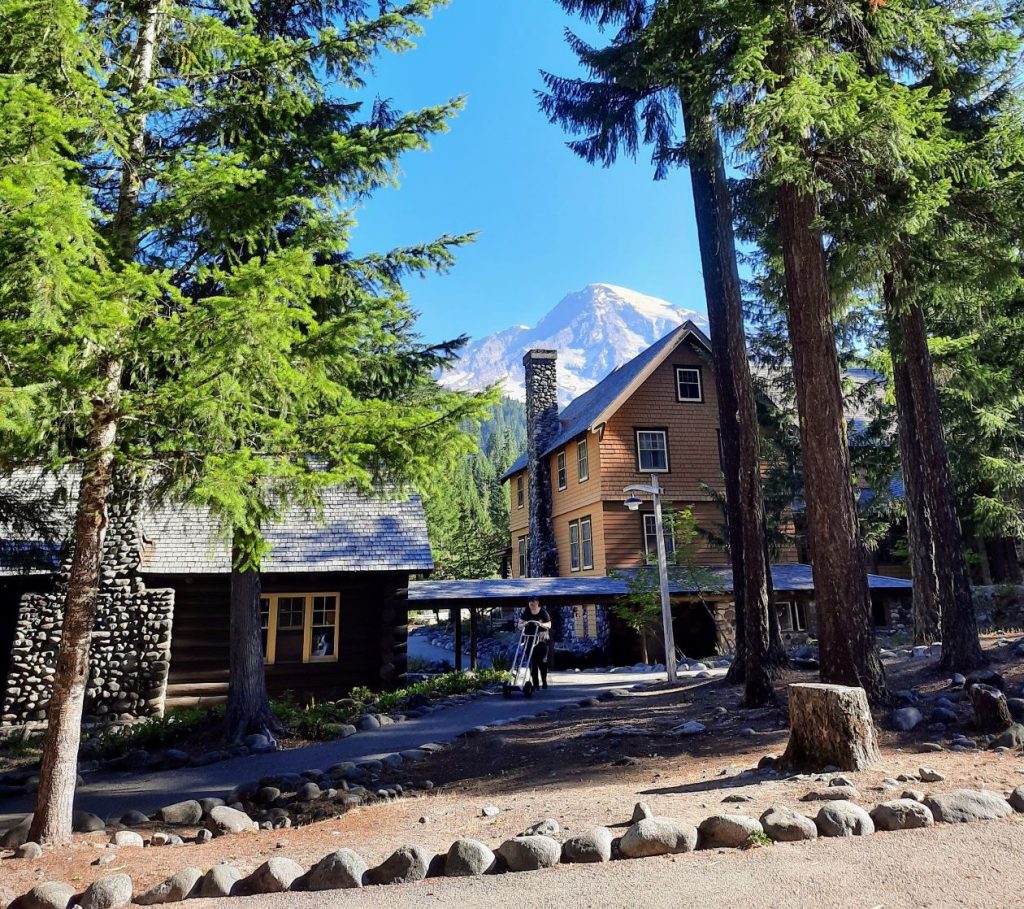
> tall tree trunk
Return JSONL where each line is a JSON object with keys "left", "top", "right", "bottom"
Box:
{"left": 888, "top": 325, "right": 941, "bottom": 644}
{"left": 894, "top": 296, "right": 984, "bottom": 671}
{"left": 30, "top": 0, "right": 161, "bottom": 845}
{"left": 987, "top": 538, "right": 1023, "bottom": 583}
{"left": 29, "top": 365, "right": 119, "bottom": 846}
{"left": 681, "top": 99, "right": 779, "bottom": 705}
{"left": 776, "top": 181, "right": 887, "bottom": 703}
{"left": 224, "top": 537, "right": 282, "bottom": 743}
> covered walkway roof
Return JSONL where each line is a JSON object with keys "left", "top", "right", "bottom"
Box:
{"left": 407, "top": 563, "right": 911, "bottom": 607}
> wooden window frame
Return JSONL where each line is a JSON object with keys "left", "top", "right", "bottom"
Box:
{"left": 517, "top": 535, "right": 529, "bottom": 578}
{"left": 569, "top": 520, "right": 581, "bottom": 572}
{"left": 642, "top": 513, "right": 676, "bottom": 562}
{"left": 576, "top": 439, "right": 589, "bottom": 482}
{"left": 635, "top": 428, "right": 670, "bottom": 473}
{"left": 580, "top": 516, "right": 594, "bottom": 569}
{"left": 516, "top": 474, "right": 525, "bottom": 509}
{"left": 674, "top": 365, "right": 703, "bottom": 402}
{"left": 556, "top": 450, "right": 567, "bottom": 491}
{"left": 260, "top": 592, "right": 341, "bottom": 665}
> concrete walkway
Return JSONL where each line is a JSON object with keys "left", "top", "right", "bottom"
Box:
{"left": 0, "top": 668, "right": 679, "bottom": 828}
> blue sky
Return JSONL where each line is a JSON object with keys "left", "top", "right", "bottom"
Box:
{"left": 350, "top": 0, "right": 707, "bottom": 345}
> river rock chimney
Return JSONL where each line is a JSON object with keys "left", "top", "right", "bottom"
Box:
{"left": 524, "top": 349, "right": 559, "bottom": 578}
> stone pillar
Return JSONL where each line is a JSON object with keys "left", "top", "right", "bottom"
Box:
{"left": 524, "top": 349, "right": 559, "bottom": 580}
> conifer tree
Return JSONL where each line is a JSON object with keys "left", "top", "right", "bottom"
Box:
{"left": 540, "top": 0, "right": 783, "bottom": 705}
{"left": 0, "top": 0, "right": 486, "bottom": 842}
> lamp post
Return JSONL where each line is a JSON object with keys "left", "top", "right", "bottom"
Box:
{"left": 624, "top": 474, "right": 678, "bottom": 684}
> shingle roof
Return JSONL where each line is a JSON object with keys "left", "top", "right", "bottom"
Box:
{"left": 502, "top": 322, "right": 710, "bottom": 480}
{"left": 0, "top": 475, "right": 433, "bottom": 575}
{"left": 407, "top": 563, "right": 911, "bottom": 602}
{"left": 139, "top": 488, "right": 433, "bottom": 574}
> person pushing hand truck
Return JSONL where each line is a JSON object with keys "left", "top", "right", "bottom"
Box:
{"left": 519, "top": 598, "right": 552, "bottom": 691}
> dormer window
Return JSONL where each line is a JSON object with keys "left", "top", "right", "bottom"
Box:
{"left": 675, "top": 366, "right": 703, "bottom": 402}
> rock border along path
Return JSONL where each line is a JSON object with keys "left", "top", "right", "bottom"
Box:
{"left": 0, "top": 669, "right": 684, "bottom": 829}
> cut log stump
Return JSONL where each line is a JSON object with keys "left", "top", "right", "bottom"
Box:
{"left": 969, "top": 683, "right": 1013, "bottom": 733}
{"left": 781, "top": 683, "right": 881, "bottom": 772}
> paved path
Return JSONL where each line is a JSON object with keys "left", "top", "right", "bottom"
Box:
{"left": 0, "top": 669, "right": 672, "bottom": 828}
{"left": 181, "top": 818, "right": 1024, "bottom": 909}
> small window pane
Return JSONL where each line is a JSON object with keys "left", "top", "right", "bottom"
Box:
{"left": 569, "top": 522, "right": 580, "bottom": 571}
{"left": 676, "top": 367, "right": 702, "bottom": 401}
{"left": 275, "top": 596, "right": 305, "bottom": 663}
{"left": 577, "top": 440, "right": 589, "bottom": 481}
{"left": 311, "top": 595, "right": 337, "bottom": 659}
{"left": 637, "top": 431, "right": 668, "bottom": 472}
{"left": 277, "top": 596, "right": 305, "bottom": 629}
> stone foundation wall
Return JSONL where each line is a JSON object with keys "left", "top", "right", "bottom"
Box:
{"left": 1, "top": 490, "right": 175, "bottom": 726}
{"left": 558, "top": 604, "right": 610, "bottom": 654}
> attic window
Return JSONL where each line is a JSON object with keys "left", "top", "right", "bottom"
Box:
{"left": 675, "top": 366, "right": 703, "bottom": 402}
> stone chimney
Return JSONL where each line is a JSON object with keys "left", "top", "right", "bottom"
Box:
{"left": 524, "top": 349, "right": 559, "bottom": 578}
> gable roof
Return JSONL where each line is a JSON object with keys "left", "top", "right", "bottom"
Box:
{"left": 0, "top": 478, "right": 433, "bottom": 576}
{"left": 501, "top": 321, "right": 711, "bottom": 481}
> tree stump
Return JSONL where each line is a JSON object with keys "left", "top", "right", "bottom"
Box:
{"left": 781, "top": 683, "right": 881, "bottom": 772}
{"left": 969, "top": 683, "right": 1013, "bottom": 733}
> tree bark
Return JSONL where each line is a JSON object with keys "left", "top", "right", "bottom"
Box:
{"left": 894, "top": 297, "right": 984, "bottom": 671}
{"left": 681, "top": 98, "right": 780, "bottom": 706}
{"left": 224, "top": 538, "right": 281, "bottom": 744}
{"left": 968, "top": 683, "right": 1013, "bottom": 733}
{"left": 30, "top": 0, "right": 162, "bottom": 845}
{"left": 29, "top": 364, "right": 120, "bottom": 846}
{"left": 889, "top": 329, "right": 941, "bottom": 644}
{"left": 776, "top": 181, "right": 887, "bottom": 703}
{"left": 781, "top": 682, "right": 881, "bottom": 771}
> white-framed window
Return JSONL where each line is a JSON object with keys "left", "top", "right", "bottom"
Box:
{"left": 635, "top": 429, "right": 669, "bottom": 472}
{"left": 777, "top": 600, "right": 807, "bottom": 632}
{"left": 517, "top": 535, "right": 529, "bottom": 577}
{"left": 556, "top": 450, "right": 567, "bottom": 490}
{"left": 569, "top": 521, "right": 581, "bottom": 571}
{"left": 259, "top": 592, "right": 340, "bottom": 665}
{"left": 577, "top": 439, "right": 589, "bottom": 482}
{"left": 580, "top": 516, "right": 594, "bottom": 569}
{"left": 675, "top": 366, "right": 703, "bottom": 402}
{"left": 643, "top": 513, "right": 676, "bottom": 562}
{"left": 516, "top": 474, "right": 524, "bottom": 508}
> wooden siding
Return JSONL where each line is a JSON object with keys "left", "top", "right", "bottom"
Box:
{"left": 509, "top": 470, "right": 528, "bottom": 534}
{"left": 553, "top": 505, "right": 606, "bottom": 577}
{"left": 149, "top": 570, "right": 409, "bottom": 706}
{"left": 599, "top": 343, "right": 724, "bottom": 503}
{"left": 602, "top": 500, "right": 731, "bottom": 569}
{"left": 549, "top": 431, "right": 603, "bottom": 517}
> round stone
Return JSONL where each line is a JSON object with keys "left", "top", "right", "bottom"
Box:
{"left": 619, "top": 818, "right": 698, "bottom": 858}
{"left": 759, "top": 806, "right": 817, "bottom": 843}
{"left": 444, "top": 838, "right": 496, "bottom": 877}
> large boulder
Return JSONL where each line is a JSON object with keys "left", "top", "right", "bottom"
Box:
{"left": 207, "top": 806, "right": 257, "bottom": 836}
{"left": 242, "top": 858, "right": 305, "bottom": 894}
{"left": 697, "top": 815, "right": 763, "bottom": 849}
{"left": 496, "top": 836, "right": 561, "bottom": 872}
{"left": 156, "top": 801, "right": 202, "bottom": 826}
{"left": 760, "top": 806, "right": 817, "bottom": 843}
{"left": 198, "top": 866, "right": 242, "bottom": 899}
{"left": 366, "top": 845, "right": 431, "bottom": 886}
{"left": 306, "top": 850, "right": 368, "bottom": 890}
{"left": 924, "top": 789, "right": 1014, "bottom": 823}
{"left": 135, "top": 868, "right": 203, "bottom": 905}
{"left": 814, "top": 801, "right": 875, "bottom": 837}
{"left": 870, "top": 799, "right": 934, "bottom": 831}
{"left": 110, "top": 831, "right": 144, "bottom": 849}
{"left": 1009, "top": 786, "right": 1024, "bottom": 813}
{"left": 991, "top": 724, "right": 1024, "bottom": 749}
{"left": 15, "top": 883, "right": 74, "bottom": 909}
{"left": 72, "top": 811, "right": 106, "bottom": 833}
{"left": 444, "top": 839, "right": 496, "bottom": 877}
{"left": 78, "top": 876, "right": 132, "bottom": 909}
{"left": 619, "top": 818, "right": 698, "bottom": 858}
{"left": 561, "top": 827, "right": 613, "bottom": 864}
{"left": 891, "top": 708, "right": 923, "bottom": 732}
{"left": 0, "top": 815, "right": 32, "bottom": 849}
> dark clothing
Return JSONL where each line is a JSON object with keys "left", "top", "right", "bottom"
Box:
{"left": 520, "top": 607, "right": 551, "bottom": 688}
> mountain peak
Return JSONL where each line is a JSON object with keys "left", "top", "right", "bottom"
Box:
{"left": 441, "top": 284, "right": 708, "bottom": 403}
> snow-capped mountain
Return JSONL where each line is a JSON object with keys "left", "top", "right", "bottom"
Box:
{"left": 441, "top": 283, "right": 709, "bottom": 403}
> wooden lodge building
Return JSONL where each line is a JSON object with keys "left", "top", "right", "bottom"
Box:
{"left": 0, "top": 485, "right": 430, "bottom": 725}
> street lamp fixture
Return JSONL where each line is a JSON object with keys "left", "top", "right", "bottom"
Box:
{"left": 623, "top": 474, "right": 678, "bottom": 684}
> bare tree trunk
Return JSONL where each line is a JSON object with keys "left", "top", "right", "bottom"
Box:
{"left": 776, "top": 182, "right": 887, "bottom": 704}
{"left": 30, "top": 0, "right": 161, "bottom": 845}
{"left": 895, "top": 299, "right": 984, "bottom": 671}
{"left": 889, "top": 326, "right": 941, "bottom": 644}
{"left": 29, "top": 366, "right": 119, "bottom": 846}
{"left": 224, "top": 538, "right": 281, "bottom": 743}
{"left": 681, "top": 98, "right": 780, "bottom": 706}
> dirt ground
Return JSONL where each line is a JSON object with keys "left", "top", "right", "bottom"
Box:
{"left": 3, "top": 636, "right": 1024, "bottom": 899}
